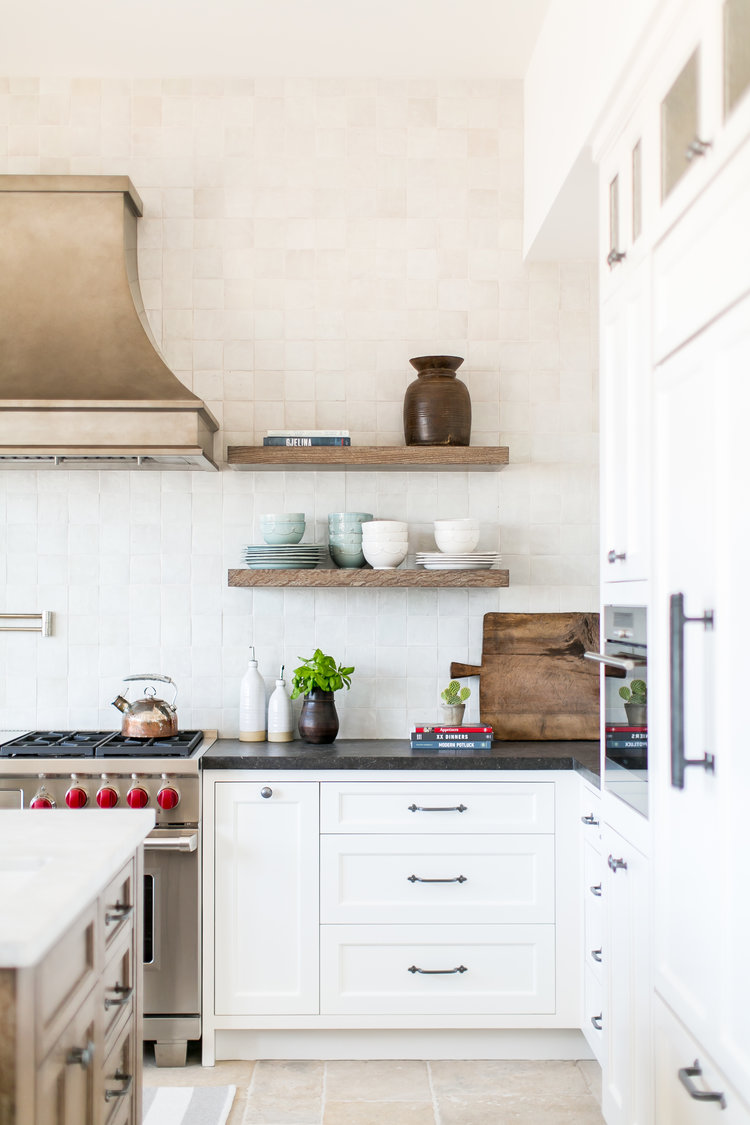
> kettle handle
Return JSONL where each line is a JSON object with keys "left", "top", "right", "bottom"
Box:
{"left": 122, "top": 674, "right": 178, "bottom": 707}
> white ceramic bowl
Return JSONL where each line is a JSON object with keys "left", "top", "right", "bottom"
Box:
{"left": 434, "top": 529, "right": 480, "bottom": 553}
{"left": 434, "top": 518, "right": 479, "bottom": 530}
{"left": 362, "top": 541, "right": 408, "bottom": 569}
{"left": 362, "top": 520, "right": 408, "bottom": 534}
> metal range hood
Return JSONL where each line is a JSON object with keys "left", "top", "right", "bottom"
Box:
{"left": 0, "top": 176, "right": 219, "bottom": 470}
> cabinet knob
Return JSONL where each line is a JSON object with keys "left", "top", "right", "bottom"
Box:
{"left": 607, "top": 549, "right": 627, "bottom": 564}
{"left": 67, "top": 1040, "right": 95, "bottom": 1069}
{"left": 606, "top": 249, "right": 626, "bottom": 268}
{"left": 685, "top": 137, "right": 712, "bottom": 162}
{"left": 260, "top": 787, "right": 273, "bottom": 799}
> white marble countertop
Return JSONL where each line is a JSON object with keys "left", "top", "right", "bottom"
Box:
{"left": 0, "top": 809, "right": 154, "bottom": 968}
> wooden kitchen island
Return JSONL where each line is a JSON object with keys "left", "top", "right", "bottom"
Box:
{"left": 0, "top": 811, "right": 152, "bottom": 1125}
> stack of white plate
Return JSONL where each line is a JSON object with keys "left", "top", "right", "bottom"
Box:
{"left": 415, "top": 551, "right": 502, "bottom": 571}
{"left": 243, "top": 544, "right": 327, "bottom": 570}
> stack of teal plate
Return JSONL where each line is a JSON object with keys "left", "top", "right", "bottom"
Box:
{"left": 243, "top": 544, "right": 327, "bottom": 570}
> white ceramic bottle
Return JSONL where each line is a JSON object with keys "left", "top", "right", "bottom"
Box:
{"left": 267, "top": 665, "right": 294, "bottom": 743}
{"left": 239, "top": 646, "right": 266, "bottom": 742}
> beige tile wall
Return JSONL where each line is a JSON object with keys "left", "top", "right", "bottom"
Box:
{"left": 0, "top": 76, "right": 598, "bottom": 736}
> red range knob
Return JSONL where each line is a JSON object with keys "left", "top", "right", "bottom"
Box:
{"left": 126, "top": 786, "right": 149, "bottom": 809}
{"left": 157, "top": 786, "right": 179, "bottom": 810}
{"left": 30, "top": 794, "right": 54, "bottom": 809}
{"left": 65, "top": 786, "right": 88, "bottom": 809}
{"left": 96, "top": 786, "right": 119, "bottom": 809}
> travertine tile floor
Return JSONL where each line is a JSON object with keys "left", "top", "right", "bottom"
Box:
{"left": 144, "top": 1047, "right": 604, "bottom": 1125}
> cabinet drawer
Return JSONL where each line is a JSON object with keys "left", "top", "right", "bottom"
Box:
{"left": 320, "top": 782, "right": 554, "bottom": 834}
{"left": 654, "top": 995, "right": 750, "bottom": 1124}
{"left": 320, "top": 924, "right": 555, "bottom": 1015}
{"left": 102, "top": 858, "right": 136, "bottom": 951}
{"left": 36, "top": 901, "right": 99, "bottom": 1060}
{"left": 36, "top": 977, "right": 99, "bottom": 1125}
{"left": 102, "top": 1014, "right": 137, "bottom": 1125}
{"left": 102, "top": 923, "right": 135, "bottom": 1047}
{"left": 320, "top": 834, "right": 555, "bottom": 925}
{"left": 583, "top": 964, "right": 604, "bottom": 1064}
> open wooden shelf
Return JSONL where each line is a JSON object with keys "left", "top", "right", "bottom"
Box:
{"left": 228, "top": 568, "right": 510, "bottom": 589}
{"left": 226, "top": 446, "right": 509, "bottom": 472}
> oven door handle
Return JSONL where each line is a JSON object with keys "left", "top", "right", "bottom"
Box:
{"left": 583, "top": 650, "right": 638, "bottom": 671}
{"left": 145, "top": 833, "right": 198, "bottom": 853}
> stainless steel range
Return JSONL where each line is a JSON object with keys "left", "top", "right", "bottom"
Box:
{"left": 0, "top": 728, "right": 215, "bottom": 1066}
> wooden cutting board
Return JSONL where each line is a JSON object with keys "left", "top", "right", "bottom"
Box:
{"left": 450, "top": 612, "right": 600, "bottom": 740}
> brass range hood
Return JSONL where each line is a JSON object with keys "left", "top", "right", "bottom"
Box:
{"left": 0, "top": 176, "right": 219, "bottom": 470}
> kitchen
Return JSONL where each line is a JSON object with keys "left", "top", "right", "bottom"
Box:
{"left": 0, "top": 0, "right": 747, "bottom": 1122}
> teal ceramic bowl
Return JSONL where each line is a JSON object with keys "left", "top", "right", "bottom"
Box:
{"left": 327, "top": 512, "right": 373, "bottom": 526}
{"left": 329, "top": 543, "right": 366, "bottom": 569}
{"left": 260, "top": 512, "right": 305, "bottom": 545}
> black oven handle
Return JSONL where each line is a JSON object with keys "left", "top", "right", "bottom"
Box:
{"left": 144, "top": 833, "right": 198, "bottom": 853}
{"left": 583, "top": 651, "right": 638, "bottom": 671}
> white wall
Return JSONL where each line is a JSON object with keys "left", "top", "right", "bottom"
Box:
{"left": 523, "top": 0, "right": 660, "bottom": 258}
{"left": 0, "top": 76, "right": 599, "bottom": 736}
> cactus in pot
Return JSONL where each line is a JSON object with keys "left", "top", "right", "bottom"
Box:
{"left": 440, "top": 679, "right": 471, "bottom": 725}
{"left": 619, "top": 678, "right": 647, "bottom": 726}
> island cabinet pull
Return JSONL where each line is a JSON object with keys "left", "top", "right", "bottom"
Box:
{"left": 678, "top": 1060, "right": 726, "bottom": 1109}
{"left": 408, "top": 964, "right": 468, "bottom": 975}
{"left": 105, "top": 1071, "right": 133, "bottom": 1102}
{"left": 408, "top": 803, "right": 467, "bottom": 813}
{"left": 104, "top": 902, "right": 133, "bottom": 926}
{"left": 407, "top": 874, "right": 467, "bottom": 884}
{"left": 104, "top": 984, "right": 133, "bottom": 1010}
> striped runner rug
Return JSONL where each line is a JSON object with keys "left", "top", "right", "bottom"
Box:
{"left": 143, "top": 1085, "right": 236, "bottom": 1125}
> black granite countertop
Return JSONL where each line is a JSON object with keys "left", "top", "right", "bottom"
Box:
{"left": 201, "top": 738, "right": 600, "bottom": 784}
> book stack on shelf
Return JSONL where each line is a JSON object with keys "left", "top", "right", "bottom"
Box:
{"left": 263, "top": 429, "right": 351, "bottom": 447}
{"left": 605, "top": 724, "right": 648, "bottom": 767}
{"left": 410, "top": 724, "right": 494, "bottom": 754}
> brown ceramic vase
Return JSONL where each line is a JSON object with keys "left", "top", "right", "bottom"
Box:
{"left": 298, "top": 689, "right": 339, "bottom": 744}
{"left": 403, "top": 355, "right": 471, "bottom": 446}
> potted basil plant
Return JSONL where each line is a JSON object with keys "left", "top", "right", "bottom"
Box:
{"left": 290, "top": 649, "right": 354, "bottom": 744}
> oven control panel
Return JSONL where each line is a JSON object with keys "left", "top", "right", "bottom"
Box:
{"left": 11, "top": 773, "right": 198, "bottom": 824}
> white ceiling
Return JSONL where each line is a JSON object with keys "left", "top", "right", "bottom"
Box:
{"left": 3, "top": 0, "right": 550, "bottom": 79}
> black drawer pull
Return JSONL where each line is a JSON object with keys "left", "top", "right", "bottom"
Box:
{"left": 408, "top": 803, "right": 467, "bottom": 813}
{"left": 678, "top": 1060, "right": 726, "bottom": 1109}
{"left": 105, "top": 1071, "right": 133, "bottom": 1102}
{"left": 581, "top": 814, "right": 599, "bottom": 825}
{"left": 591, "top": 1014, "right": 603, "bottom": 1031}
{"left": 104, "top": 902, "right": 133, "bottom": 926}
{"left": 590, "top": 883, "right": 602, "bottom": 897}
{"left": 408, "top": 874, "right": 467, "bottom": 884}
{"left": 67, "top": 1040, "right": 95, "bottom": 1069}
{"left": 104, "top": 984, "right": 133, "bottom": 1010}
{"left": 408, "top": 964, "right": 467, "bottom": 975}
{"left": 591, "top": 949, "right": 603, "bottom": 962}
{"left": 608, "top": 855, "right": 628, "bottom": 874}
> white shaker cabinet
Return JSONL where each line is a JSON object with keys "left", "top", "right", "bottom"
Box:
{"left": 212, "top": 779, "right": 319, "bottom": 1016}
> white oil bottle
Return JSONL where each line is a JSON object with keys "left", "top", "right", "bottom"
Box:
{"left": 267, "top": 665, "right": 294, "bottom": 742}
{"left": 239, "top": 645, "right": 266, "bottom": 742}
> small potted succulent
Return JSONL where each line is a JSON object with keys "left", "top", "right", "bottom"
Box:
{"left": 290, "top": 648, "right": 355, "bottom": 744}
{"left": 619, "top": 678, "right": 647, "bottom": 726}
{"left": 440, "top": 679, "right": 471, "bottom": 725}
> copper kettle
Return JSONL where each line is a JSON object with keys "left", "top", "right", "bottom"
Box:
{"left": 112, "top": 674, "right": 178, "bottom": 738}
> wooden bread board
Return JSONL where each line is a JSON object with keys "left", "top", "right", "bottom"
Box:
{"left": 450, "top": 612, "right": 600, "bottom": 740}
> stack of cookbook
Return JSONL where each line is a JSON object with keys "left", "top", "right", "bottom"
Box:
{"left": 409, "top": 723, "right": 494, "bottom": 754}
{"left": 263, "top": 429, "right": 351, "bottom": 447}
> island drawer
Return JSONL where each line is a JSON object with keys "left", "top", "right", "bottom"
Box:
{"left": 320, "top": 781, "right": 555, "bottom": 834}
{"left": 102, "top": 858, "right": 136, "bottom": 951}
{"left": 102, "top": 921, "right": 136, "bottom": 1047}
{"left": 102, "top": 1012, "right": 137, "bottom": 1125}
{"left": 36, "top": 900, "right": 99, "bottom": 1059}
{"left": 320, "top": 834, "right": 555, "bottom": 925}
{"left": 320, "top": 923, "right": 555, "bottom": 1014}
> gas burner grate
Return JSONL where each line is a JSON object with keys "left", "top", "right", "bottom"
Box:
{"left": 0, "top": 730, "right": 204, "bottom": 759}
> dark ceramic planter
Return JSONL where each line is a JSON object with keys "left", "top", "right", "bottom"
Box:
{"left": 298, "top": 689, "right": 339, "bottom": 744}
{"left": 403, "top": 355, "right": 471, "bottom": 446}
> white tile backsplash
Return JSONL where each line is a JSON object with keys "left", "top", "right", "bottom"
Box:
{"left": 0, "top": 76, "right": 598, "bottom": 736}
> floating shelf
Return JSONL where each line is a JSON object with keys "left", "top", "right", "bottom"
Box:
{"left": 228, "top": 568, "right": 510, "bottom": 589}
{"left": 226, "top": 446, "right": 509, "bottom": 472}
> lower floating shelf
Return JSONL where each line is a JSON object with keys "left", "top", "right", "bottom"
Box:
{"left": 228, "top": 569, "right": 510, "bottom": 589}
